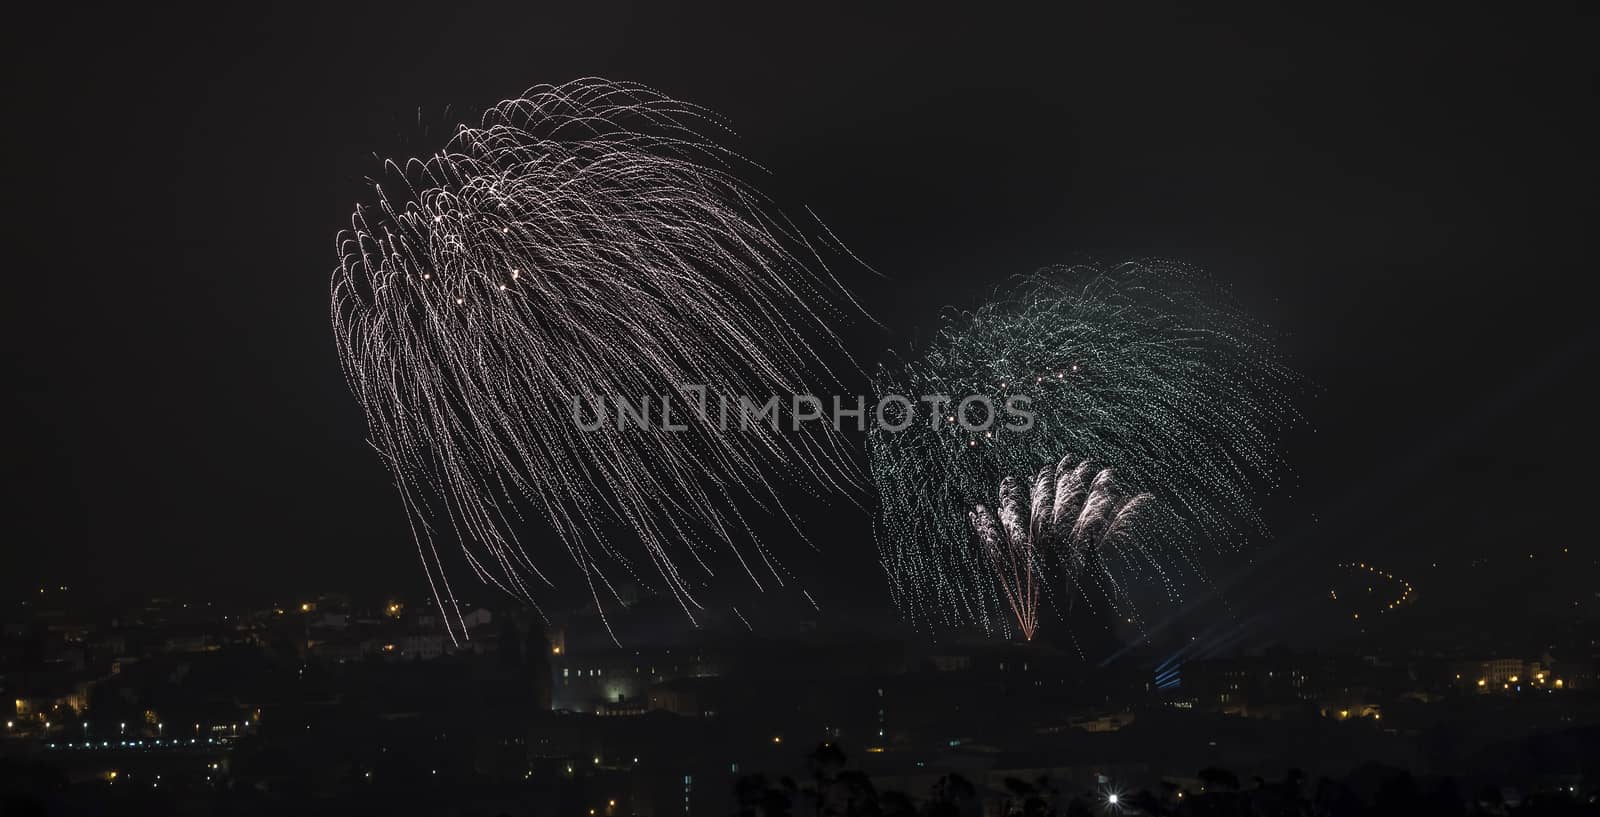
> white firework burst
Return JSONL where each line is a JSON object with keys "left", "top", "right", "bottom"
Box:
{"left": 332, "top": 79, "right": 866, "bottom": 642}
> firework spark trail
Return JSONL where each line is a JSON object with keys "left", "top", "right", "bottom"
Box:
{"left": 1330, "top": 561, "right": 1415, "bottom": 618}
{"left": 971, "top": 456, "right": 1157, "bottom": 642}
{"left": 969, "top": 477, "right": 1043, "bottom": 640}
{"left": 333, "top": 79, "right": 866, "bottom": 643}
{"left": 871, "top": 261, "right": 1299, "bottom": 637}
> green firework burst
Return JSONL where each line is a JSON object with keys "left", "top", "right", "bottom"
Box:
{"left": 868, "top": 260, "right": 1300, "bottom": 638}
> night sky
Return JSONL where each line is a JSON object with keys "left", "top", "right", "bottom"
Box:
{"left": 7, "top": 5, "right": 1595, "bottom": 632}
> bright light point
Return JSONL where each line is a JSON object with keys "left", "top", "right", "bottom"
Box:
{"left": 1107, "top": 793, "right": 1119, "bottom": 805}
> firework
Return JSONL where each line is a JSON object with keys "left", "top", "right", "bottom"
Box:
{"left": 870, "top": 261, "right": 1299, "bottom": 638}
{"left": 332, "top": 79, "right": 865, "bottom": 642}
{"left": 970, "top": 456, "right": 1156, "bottom": 642}
{"left": 968, "top": 478, "right": 1043, "bottom": 641}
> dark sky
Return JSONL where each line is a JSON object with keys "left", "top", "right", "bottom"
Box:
{"left": 6, "top": 4, "right": 1595, "bottom": 629}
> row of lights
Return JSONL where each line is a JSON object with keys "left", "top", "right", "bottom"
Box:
{"left": 1475, "top": 672, "right": 1565, "bottom": 690}
{"left": 49, "top": 737, "right": 225, "bottom": 749}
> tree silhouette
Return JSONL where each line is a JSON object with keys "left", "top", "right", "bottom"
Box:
{"left": 735, "top": 773, "right": 794, "bottom": 817}
{"left": 925, "top": 772, "right": 976, "bottom": 817}
{"left": 1198, "top": 766, "right": 1241, "bottom": 792}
